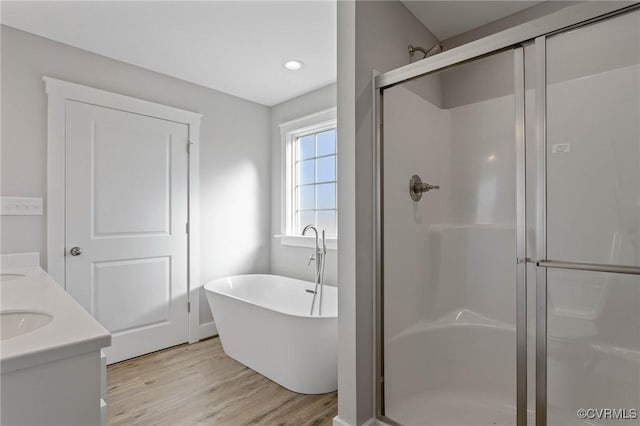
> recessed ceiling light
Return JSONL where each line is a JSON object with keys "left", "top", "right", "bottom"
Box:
{"left": 283, "top": 60, "right": 304, "bottom": 71}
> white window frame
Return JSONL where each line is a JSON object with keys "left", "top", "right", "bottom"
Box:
{"left": 278, "top": 107, "right": 337, "bottom": 250}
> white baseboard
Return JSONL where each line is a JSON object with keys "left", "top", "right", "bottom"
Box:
{"left": 333, "top": 416, "right": 386, "bottom": 426}
{"left": 198, "top": 321, "right": 218, "bottom": 340}
{"left": 333, "top": 416, "right": 351, "bottom": 426}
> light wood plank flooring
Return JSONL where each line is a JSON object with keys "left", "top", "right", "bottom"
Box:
{"left": 107, "top": 337, "right": 337, "bottom": 426}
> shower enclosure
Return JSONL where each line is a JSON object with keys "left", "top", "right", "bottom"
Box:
{"left": 374, "top": 5, "right": 640, "bottom": 426}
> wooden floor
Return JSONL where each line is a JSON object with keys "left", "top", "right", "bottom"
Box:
{"left": 107, "top": 337, "right": 337, "bottom": 426}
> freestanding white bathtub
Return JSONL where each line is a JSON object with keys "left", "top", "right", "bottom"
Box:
{"left": 204, "top": 274, "right": 337, "bottom": 394}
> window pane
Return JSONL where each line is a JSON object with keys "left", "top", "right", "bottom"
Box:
{"left": 289, "top": 125, "right": 338, "bottom": 237}
{"left": 316, "top": 183, "right": 336, "bottom": 209}
{"left": 298, "top": 159, "right": 315, "bottom": 185}
{"left": 316, "top": 129, "right": 336, "bottom": 156}
{"left": 298, "top": 135, "right": 315, "bottom": 160}
{"left": 316, "top": 155, "right": 336, "bottom": 183}
{"left": 317, "top": 210, "right": 337, "bottom": 236}
{"left": 297, "top": 211, "right": 315, "bottom": 234}
{"left": 298, "top": 185, "right": 315, "bottom": 210}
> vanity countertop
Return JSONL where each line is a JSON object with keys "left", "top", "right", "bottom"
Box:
{"left": 1, "top": 266, "right": 111, "bottom": 373}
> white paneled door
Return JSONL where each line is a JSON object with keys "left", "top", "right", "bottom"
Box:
{"left": 65, "top": 100, "right": 189, "bottom": 364}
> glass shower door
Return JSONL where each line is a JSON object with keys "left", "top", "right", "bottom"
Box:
{"left": 380, "top": 48, "right": 522, "bottom": 426}
{"left": 542, "top": 9, "right": 640, "bottom": 426}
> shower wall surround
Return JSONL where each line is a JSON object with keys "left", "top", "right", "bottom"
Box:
{"left": 383, "top": 50, "right": 518, "bottom": 425}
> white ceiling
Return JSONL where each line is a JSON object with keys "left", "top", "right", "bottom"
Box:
{"left": 402, "top": 1, "right": 544, "bottom": 41}
{"left": 1, "top": 1, "right": 337, "bottom": 106}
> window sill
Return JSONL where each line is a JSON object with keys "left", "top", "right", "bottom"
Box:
{"left": 275, "top": 235, "right": 338, "bottom": 251}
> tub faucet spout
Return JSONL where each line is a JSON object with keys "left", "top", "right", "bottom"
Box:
{"left": 302, "top": 225, "right": 326, "bottom": 315}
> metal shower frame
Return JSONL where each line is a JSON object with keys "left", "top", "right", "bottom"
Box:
{"left": 372, "top": 3, "right": 640, "bottom": 426}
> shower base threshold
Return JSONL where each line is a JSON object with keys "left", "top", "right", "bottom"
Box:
{"left": 386, "top": 390, "right": 516, "bottom": 426}
{"left": 387, "top": 391, "right": 591, "bottom": 426}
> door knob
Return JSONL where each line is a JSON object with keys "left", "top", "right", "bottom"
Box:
{"left": 69, "top": 247, "right": 82, "bottom": 256}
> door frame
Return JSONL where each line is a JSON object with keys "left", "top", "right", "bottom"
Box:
{"left": 44, "top": 77, "right": 202, "bottom": 344}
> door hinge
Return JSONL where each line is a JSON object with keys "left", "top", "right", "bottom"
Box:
{"left": 188, "top": 301, "right": 191, "bottom": 313}
{"left": 187, "top": 141, "right": 193, "bottom": 153}
{"left": 186, "top": 222, "right": 189, "bottom": 234}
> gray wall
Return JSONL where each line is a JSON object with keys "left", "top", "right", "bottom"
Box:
{"left": 442, "top": 1, "right": 577, "bottom": 49}
{"left": 336, "top": 2, "right": 438, "bottom": 424}
{"left": 0, "top": 25, "right": 271, "bottom": 326}
{"left": 436, "top": 1, "right": 577, "bottom": 110}
{"left": 269, "top": 83, "right": 337, "bottom": 285}
{"left": 441, "top": 51, "right": 514, "bottom": 108}
{"left": 336, "top": 2, "right": 357, "bottom": 424}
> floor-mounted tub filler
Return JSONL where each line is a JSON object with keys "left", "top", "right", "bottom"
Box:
{"left": 204, "top": 274, "right": 337, "bottom": 394}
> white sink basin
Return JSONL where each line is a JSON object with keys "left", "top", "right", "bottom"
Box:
{"left": 0, "top": 273, "right": 26, "bottom": 282}
{"left": 1, "top": 311, "right": 53, "bottom": 340}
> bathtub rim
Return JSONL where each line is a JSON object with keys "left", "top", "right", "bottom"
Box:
{"left": 204, "top": 274, "right": 338, "bottom": 319}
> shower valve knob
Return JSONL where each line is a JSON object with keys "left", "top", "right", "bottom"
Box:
{"left": 410, "top": 174, "right": 439, "bottom": 201}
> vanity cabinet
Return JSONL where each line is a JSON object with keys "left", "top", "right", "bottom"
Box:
{"left": 0, "top": 265, "right": 111, "bottom": 426}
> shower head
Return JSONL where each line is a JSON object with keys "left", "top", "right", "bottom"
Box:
{"left": 408, "top": 43, "right": 443, "bottom": 59}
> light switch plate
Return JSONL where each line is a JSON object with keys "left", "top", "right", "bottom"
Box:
{"left": 0, "top": 196, "right": 43, "bottom": 215}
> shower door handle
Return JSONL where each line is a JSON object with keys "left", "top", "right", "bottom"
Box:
{"left": 410, "top": 174, "right": 439, "bottom": 201}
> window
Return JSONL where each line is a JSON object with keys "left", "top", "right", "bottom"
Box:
{"left": 280, "top": 108, "right": 337, "bottom": 248}
{"left": 294, "top": 127, "right": 337, "bottom": 235}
